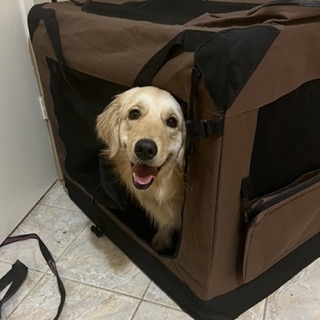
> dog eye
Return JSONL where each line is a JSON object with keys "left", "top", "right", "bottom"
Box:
{"left": 128, "top": 109, "right": 140, "bottom": 120}
{"left": 166, "top": 116, "right": 178, "bottom": 128}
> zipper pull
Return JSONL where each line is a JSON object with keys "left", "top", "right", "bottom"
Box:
{"left": 241, "top": 178, "right": 253, "bottom": 224}
{"left": 244, "top": 210, "right": 250, "bottom": 224}
{"left": 242, "top": 195, "right": 253, "bottom": 224}
{"left": 244, "top": 209, "right": 256, "bottom": 224}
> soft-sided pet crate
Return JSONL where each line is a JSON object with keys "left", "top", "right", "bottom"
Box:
{"left": 28, "top": 0, "right": 320, "bottom": 318}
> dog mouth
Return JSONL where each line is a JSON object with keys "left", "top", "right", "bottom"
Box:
{"left": 131, "top": 163, "right": 160, "bottom": 190}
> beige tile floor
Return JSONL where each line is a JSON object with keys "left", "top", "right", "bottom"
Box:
{"left": 0, "top": 181, "right": 319, "bottom": 320}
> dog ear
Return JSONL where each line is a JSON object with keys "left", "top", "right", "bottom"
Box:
{"left": 96, "top": 96, "right": 121, "bottom": 158}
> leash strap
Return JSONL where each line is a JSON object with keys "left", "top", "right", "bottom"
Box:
{"left": 0, "top": 260, "right": 28, "bottom": 319}
{"left": 0, "top": 233, "right": 66, "bottom": 320}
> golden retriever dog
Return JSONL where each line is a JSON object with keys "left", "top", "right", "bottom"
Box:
{"left": 96, "top": 86, "right": 186, "bottom": 252}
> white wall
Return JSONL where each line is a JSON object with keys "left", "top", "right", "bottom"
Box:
{"left": 0, "top": 0, "right": 57, "bottom": 242}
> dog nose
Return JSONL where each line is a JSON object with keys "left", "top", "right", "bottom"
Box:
{"left": 134, "top": 139, "right": 158, "bottom": 161}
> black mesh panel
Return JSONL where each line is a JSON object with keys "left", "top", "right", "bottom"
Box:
{"left": 246, "top": 79, "right": 320, "bottom": 200}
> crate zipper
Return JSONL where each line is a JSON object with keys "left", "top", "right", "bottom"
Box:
{"left": 244, "top": 169, "right": 320, "bottom": 224}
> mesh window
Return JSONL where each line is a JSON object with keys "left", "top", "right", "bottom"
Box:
{"left": 246, "top": 79, "right": 320, "bottom": 200}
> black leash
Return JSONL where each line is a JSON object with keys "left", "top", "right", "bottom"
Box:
{"left": 0, "top": 233, "right": 65, "bottom": 319}
{"left": 0, "top": 260, "right": 28, "bottom": 319}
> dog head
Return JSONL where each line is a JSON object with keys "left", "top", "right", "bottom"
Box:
{"left": 96, "top": 86, "right": 186, "bottom": 190}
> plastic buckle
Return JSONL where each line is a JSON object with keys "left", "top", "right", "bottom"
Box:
{"left": 186, "top": 120, "right": 210, "bottom": 139}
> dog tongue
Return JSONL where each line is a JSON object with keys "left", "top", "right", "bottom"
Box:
{"left": 132, "top": 164, "right": 158, "bottom": 185}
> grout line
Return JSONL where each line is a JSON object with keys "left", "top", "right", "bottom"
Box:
{"left": 38, "top": 202, "right": 84, "bottom": 213}
{"left": 130, "top": 298, "right": 144, "bottom": 320}
{"left": 142, "top": 284, "right": 181, "bottom": 311}
{"left": 132, "top": 281, "right": 186, "bottom": 315}
{"left": 262, "top": 297, "right": 269, "bottom": 320}
{"left": 4, "top": 180, "right": 58, "bottom": 239}
{"left": 130, "top": 283, "right": 151, "bottom": 320}
{"left": 142, "top": 279, "right": 152, "bottom": 298}
{"left": 53, "top": 221, "right": 91, "bottom": 265}
{"left": 37, "top": 180, "right": 59, "bottom": 204}
{"left": 6, "top": 271, "right": 47, "bottom": 319}
{"left": 133, "top": 299, "right": 189, "bottom": 316}
{"left": 39, "top": 180, "right": 83, "bottom": 212}
{"left": 47, "top": 219, "right": 150, "bottom": 301}
{"left": 0, "top": 260, "right": 18, "bottom": 267}
{"left": 56, "top": 273, "right": 148, "bottom": 301}
{"left": 143, "top": 298, "right": 181, "bottom": 311}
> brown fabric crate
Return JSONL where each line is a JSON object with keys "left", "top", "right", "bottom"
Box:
{"left": 28, "top": 1, "right": 320, "bottom": 318}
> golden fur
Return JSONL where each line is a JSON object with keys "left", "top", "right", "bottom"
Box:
{"left": 96, "top": 86, "right": 186, "bottom": 251}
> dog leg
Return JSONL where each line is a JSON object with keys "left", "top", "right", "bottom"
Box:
{"left": 152, "top": 224, "right": 175, "bottom": 252}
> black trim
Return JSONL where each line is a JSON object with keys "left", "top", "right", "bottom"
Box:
{"left": 65, "top": 177, "right": 320, "bottom": 320}
{"left": 82, "top": 0, "right": 258, "bottom": 25}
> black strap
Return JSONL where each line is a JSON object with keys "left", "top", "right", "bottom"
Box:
{"left": 250, "top": 0, "right": 320, "bottom": 14}
{"left": 186, "top": 119, "right": 224, "bottom": 139}
{"left": 0, "top": 260, "right": 28, "bottom": 319}
{"left": 187, "top": 66, "right": 224, "bottom": 138}
{"left": 0, "top": 234, "right": 66, "bottom": 320}
{"left": 133, "top": 30, "right": 215, "bottom": 87}
{"left": 28, "top": 6, "right": 64, "bottom": 65}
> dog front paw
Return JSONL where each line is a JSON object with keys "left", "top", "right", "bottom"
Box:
{"left": 152, "top": 230, "right": 173, "bottom": 252}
